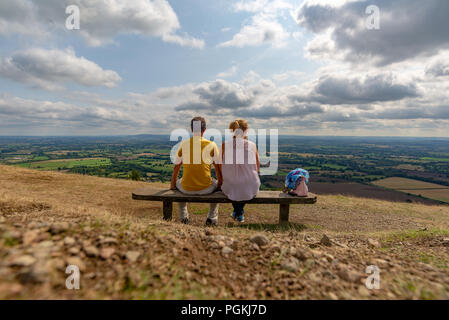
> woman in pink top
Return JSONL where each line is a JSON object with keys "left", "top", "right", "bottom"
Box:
{"left": 221, "top": 119, "right": 260, "bottom": 223}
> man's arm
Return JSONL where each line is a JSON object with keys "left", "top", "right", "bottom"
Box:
{"left": 170, "top": 163, "right": 182, "bottom": 190}
{"left": 214, "top": 163, "right": 223, "bottom": 189}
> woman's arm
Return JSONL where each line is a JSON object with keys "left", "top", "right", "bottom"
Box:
{"left": 255, "top": 147, "right": 260, "bottom": 173}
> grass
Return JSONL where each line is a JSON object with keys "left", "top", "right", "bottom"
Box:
{"left": 382, "top": 228, "right": 449, "bottom": 243}
{"left": 233, "top": 222, "right": 307, "bottom": 232}
{"left": 16, "top": 158, "right": 111, "bottom": 171}
{"left": 417, "top": 252, "right": 449, "bottom": 269}
{"left": 2, "top": 164, "right": 449, "bottom": 299}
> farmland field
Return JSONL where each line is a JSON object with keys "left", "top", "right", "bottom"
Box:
{"left": 372, "top": 177, "right": 449, "bottom": 204}
{"left": 16, "top": 158, "right": 111, "bottom": 170}
{"left": 1, "top": 136, "right": 449, "bottom": 203}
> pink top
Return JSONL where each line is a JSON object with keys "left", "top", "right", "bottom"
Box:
{"left": 221, "top": 137, "right": 260, "bottom": 201}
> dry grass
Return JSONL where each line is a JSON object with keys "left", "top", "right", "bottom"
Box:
{"left": 2, "top": 164, "right": 449, "bottom": 234}
{"left": 1, "top": 165, "right": 449, "bottom": 300}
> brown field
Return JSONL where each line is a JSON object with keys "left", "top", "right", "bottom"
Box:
{"left": 373, "top": 177, "right": 449, "bottom": 190}
{"left": 399, "top": 189, "right": 449, "bottom": 204}
{"left": 311, "top": 182, "right": 441, "bottom": 205}
{"left": 1, "top": 165, "right": 449, "bottom": 299}
{"left": 263, "top": 176, "right": 441, "bottom": 204}
{"left": 373, "top": 177, "right": 449, "bottom": 204}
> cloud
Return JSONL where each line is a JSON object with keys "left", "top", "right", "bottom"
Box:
{"left": 218, "top": 0, "right": 293, "bottom": 48}
{"left": 175, "top": 79, "right": 257, "bottom": 111}
{"left": 299, "top": 74, "right": 419, "bottom": 105}
{"left": 295, "top": 0, "right": 449, "bottom": 65}
{"left": 0, "top": 0, "right": 204, "bottom": 48}
{"left": 218, "top": 14, "right": 290, "bottom": 48}
{"left": 217, "top": 66, "right": 238, "bottom": 78}
{"left": 426, "top": 60, "right": 449, "bottom": 78}
{"left": 0, "top": 94, "right": 133, "bottom": 124}
{"left": 0, "top": 48, "right": 121, "bottom": 90}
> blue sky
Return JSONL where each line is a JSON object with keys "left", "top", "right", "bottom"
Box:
{"left": 0, "top": 0, "right": 449, "bottom": 136}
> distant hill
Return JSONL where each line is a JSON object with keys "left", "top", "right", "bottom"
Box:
{"left": 0, "top": 165, "right": 448, "bottom": 299}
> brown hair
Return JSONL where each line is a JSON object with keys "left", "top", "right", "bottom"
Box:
{"left": 229, "top": 119, "right": 248, "bottom": 132}
{"left": 191, "top": 116, "right": 206, "bottom": 133}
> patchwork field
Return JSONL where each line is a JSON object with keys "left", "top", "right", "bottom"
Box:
{"left": 372, "top": 177, "right": 449, "bottom": 204}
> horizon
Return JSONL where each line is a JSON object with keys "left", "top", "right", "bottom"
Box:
{"left": 1, "top": 134, "right": 449, "bottom": 139}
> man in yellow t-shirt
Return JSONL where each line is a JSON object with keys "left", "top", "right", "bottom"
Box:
{"left": 170, "top": 116, "right": 222, "bottom": 226}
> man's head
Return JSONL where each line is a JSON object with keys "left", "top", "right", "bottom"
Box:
{"left": 191, "top": 116, "right": 206, "bottom": 134}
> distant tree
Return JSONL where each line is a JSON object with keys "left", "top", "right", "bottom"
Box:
{"left": 129, "top": 170, "right": 141, "bottom": 181}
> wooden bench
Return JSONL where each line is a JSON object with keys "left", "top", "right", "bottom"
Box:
{"left": 132, "top": 188, "right": 317, "bottom": 224}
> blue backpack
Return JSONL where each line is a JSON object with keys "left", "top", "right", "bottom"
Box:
{"left": 285, "top": 168, "right": 310, "bottom": 190}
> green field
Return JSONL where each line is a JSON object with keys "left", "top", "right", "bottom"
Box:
{"left": 17, "top": 158, "right": 111, "bottom": 170}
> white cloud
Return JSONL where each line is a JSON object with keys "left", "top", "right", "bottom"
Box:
{"left": 0, "top": 48, "right": 121, "bottom": 90}
{"left": 0, "top": 0, "right": 204, "bottom": 48}
{"left": 218, "top": 13, "right": 290, "bottom": 48}
{"left": 218, "top": 0, "right": 293, "bottom": 48}
{"left": 217, "top": 66, "right": 238, "bottom": 78}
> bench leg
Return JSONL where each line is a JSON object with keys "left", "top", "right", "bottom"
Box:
{"left": 279, "top": 204, "right": 290, "bottom": 224}
{"left": 163, "top": 201, "right": 173, "bottom": 221}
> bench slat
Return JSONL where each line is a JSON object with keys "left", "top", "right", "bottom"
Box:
{"left": 132, "top": 188, "right": 317, "bottom": 204}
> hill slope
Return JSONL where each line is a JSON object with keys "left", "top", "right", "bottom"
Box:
{"left": 0, "top": 164, "right": 449, "bottom": 299}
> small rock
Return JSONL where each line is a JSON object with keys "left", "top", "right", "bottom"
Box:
{"left": 358, "top": 285, "right": 371, "bottom": 297}
{"left": 23, "top": 230, "right": 40, "bottom": 245}
{"left": 125, "top": 251, "right": 140, "bottom": 263}
{"left": 217, "top": 241, "right": 226, "bottom": 248}
{"left": 68, "top": 247, "right": 80, "bottom": 255}
{"left": 0, "top": 216, "right": 5, "bottom": 224}
{"left": 100, "top": 237, "right": 118, "bottom": 246}
{"left": 442, "top": 238, "right": 449, "bottom": 246}
{"left": 281, "top": 257, "right": 300, "bottom": 272}
{"left": 249, "top": 234, "right": 269, "bottom": 246}
{"left": 338, "top": 266, "right": 364, "bottom": 283}
{"left": 205, "top": 229, "right": 214, "bottom": 236}
{"left": 221, "top": 246, "right": 233, "bottom": 255}
{"left": 49, "top": 222, "right": 70, "bottom": 235}
{"left": 66, "top": 257, "right": 86, "bottom": 272}
{"left": 10, "top": 255, "right": 36, "bottom": 267}
{"left": 84, "top": 246, "right": 99, "bottom": 257}
{"left": 19, "top": 262, "right": 49, "bottom": 284}
{"left": 64, "top": 237, "right": 76, "bottom": 246}
{"left": 100, "top": 247, "right": 115, "bottom": 260}
{"left": 367, "top": 238, "right": 381, "bottom": 248}
{"left": 373, "top": 259, "right": 388, "bottom": 268}
{"left": 294, "top": 248, "right": 310, "bottom": 261}
{"left": 304, "top": 235, "right": 314, "bottom": 242}
{"left": 4, "top": 230, "right": 21, "bottom": 241}
{"left": 328, "top": 292, "right": 339, "bottom": 300}
{"left": 320, "top": 234, "right": 332, "bottom": 247}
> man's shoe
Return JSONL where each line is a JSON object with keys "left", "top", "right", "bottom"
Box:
{"left": 205, "top": 218, "right": 218, "bottom": 227}
{"left": 180, "top": 218, "right": 190, "bottom": 224}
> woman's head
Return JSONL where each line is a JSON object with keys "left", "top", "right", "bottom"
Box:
{"left": 229, "top": 119, "right": 249, "bottom": 134}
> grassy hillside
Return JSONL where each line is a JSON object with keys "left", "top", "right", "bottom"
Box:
{"left": 0, "top": 165, "right": 449, "bottom": 299}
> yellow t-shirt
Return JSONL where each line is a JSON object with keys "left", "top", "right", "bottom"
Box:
{"left": 177, "top": 137, "right": 220, "bottom": 191}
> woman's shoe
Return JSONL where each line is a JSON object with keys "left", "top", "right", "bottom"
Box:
{"left": 235, "top": 214, "right": 244, "bottom": 223}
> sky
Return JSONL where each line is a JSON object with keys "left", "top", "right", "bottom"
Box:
{"left": 0, "top": 0, "right": 448, "bottom": 137}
